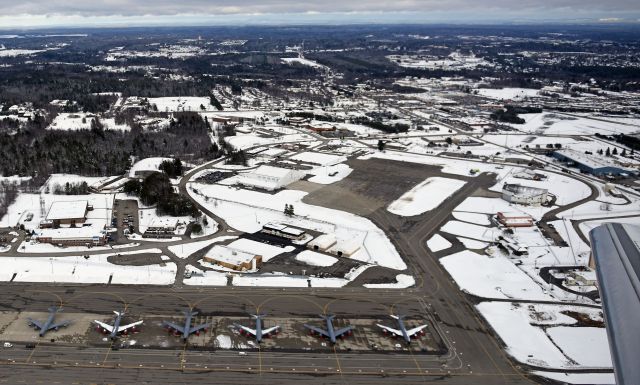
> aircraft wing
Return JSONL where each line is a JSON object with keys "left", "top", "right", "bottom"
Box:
{"left": 376, "top": 323, "right": 402, "bottom": 337}
{"left": 236, "top": 324, "right": 257, "bottom": 336}
{"left": 27, "top": 319, "right": 44, "bottom": 330}
{"left": 188, "top": 323, "right": 210, "bottom": 335}
{"left": 163, "top": 321, "right": 185, "bottom": 334}
{"left": 406, "top": 325, "right": 428, "bottom": 337}
{"left": 49, "top": 320, "right": 71, "bottom": 330}
{"left": 94, "top": 320, "right": 114, "bottom": 333}
{"left": 303, "top": 324, "right": 329, "bottom": 337}
{"left": 334, "top": 326, "right": 354, "bottom": 338}
{"left": 262, "top": 326, "right": 280, "bottom": 336}
{"left": 118, "top": 320, "right": 143, "bottom": 333}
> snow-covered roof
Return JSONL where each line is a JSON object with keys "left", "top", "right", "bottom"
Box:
{"left": 36, "top": 224, "right": 103, "bottom": 240}
{"left": 555, "top": 149, "right": 631, "bottom": 171}
{"left": 252, "top": 165, "right": 293, "bottom": 179}
{"left": 149, "top": 217, "right": 179, "bottom": 229}
{"left": 204, "top": 245, "right": 259, "bottom": 266}
{"left": 308, "top": 234, "right": 337, "bottom": 249}
{"left": 46, "top": 200, "right": 88, "bottom": 221}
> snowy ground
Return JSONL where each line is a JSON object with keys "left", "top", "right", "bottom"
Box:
{"left": 546, "top": 327, "right": 612, "bottom": 367}
{"left": 307, "top": 163, "right": 353, "bottom": 184}
{"left": 387, "top": 177, "right": 466, "bottom": 216}
{"left": 426, "top": 234, "right": 452, "bottom": 252}
{"left": 477, "top": 302, "right": 611, "bottom": 370}
{"left": 168, "top": 236, "right": 236, "bottom": 259}
{"left": 475, "top": 87, "right": 540, "bottom": 101}
{"left": 441, "top": 250, "right": 554, "bottom": 300}
{"left": 0, "top": 250, "right": 175, "bottom": 284}
{"left": 47, "top": 113, "right": 129, "bottom": 131}
{"left": 281, "top": 57, "right": 327, "bottom": 70}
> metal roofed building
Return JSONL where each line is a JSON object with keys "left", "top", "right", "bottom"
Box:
{"left": 554, "top": 149, "right": 634, "bottom": 176}
{"left": 501, "top": 183, "right": 548, "bottom": 205}
{"left": 45, "top": 200, "right": 89, "bottom": 226}
{"left": 589, "top": 223, "right": 640, "bottom": 385}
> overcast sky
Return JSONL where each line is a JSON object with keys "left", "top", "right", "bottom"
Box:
{"left": 0, "top": 0, "right": 639, "bottom": 28}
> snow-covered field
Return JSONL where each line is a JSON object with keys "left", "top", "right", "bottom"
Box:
{"left": 451, "top": 212, "right": 491, "bottom": 225}
{"left": 426, "top": 234, "right": 451, "bottom": 252}
{"left": 477, "top": 302, "right": 572, "bottom": 368}
{"left": 477, "top": 302, "right": 612, "bottom": 370}
{"left": 307, "top": 163, "right": 353, "bottom": 184}
{"left": 47, "top": 113, "right": 129, "bottom": 131}
{"left": 281, "top": 57, "right": 327, "bottom": 70}
{"left": 440, "top": 220, "right": 501, "bottom": 242}
{"left": 441, "top": 251, "right": 554, "bottom": 300}
{"left": 476, "top": 87, "right": 540, "bottom": 100}
{"left": 387, "top": 177, "right": 466, "bottom": 216}
{"left": 0, "top": 251, "right": 175, "bottom": 284}
{"left": 146, "top": 96, "right": 216, "bottom": 112}
{"left": 546, "top": 327, "right": 612, "bottom": 367}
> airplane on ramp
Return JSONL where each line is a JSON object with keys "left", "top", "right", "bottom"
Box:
{"left": 163, "top": 309, "right": 210, "bottom": 341}
{"left": 27, "top": 306, "right": 71, "bottom": 337}
{"left": 304, "top": 314, "right": 353, "bottom": 344}
{"left": 377, "top": 315, "right": 427, "bottom": 344}
{"left": 234, "top": 314, "right": 280, "bottom": 343}
{"left": 94, "top": 311, "right": 142, "bottom": 340}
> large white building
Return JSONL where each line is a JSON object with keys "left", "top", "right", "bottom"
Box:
{"left": 238, "top": 165, "right": 304, "bottom": 191}
{"left": 501, "top": 183, "right": 548, "bottom": 205}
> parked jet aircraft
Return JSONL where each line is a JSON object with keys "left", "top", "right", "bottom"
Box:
{"left": 27, "top": 306, "right": 71, "bottom": 337}
{"left": 94, "top": 311, "right": 142, "bottom": 340}
{"left": 304, "top": 314, "right": 353, "bottom": 344}
{"left": 163, "top": 309, "right": 210, "bottom": 341}
{"left": 376, "top": 315, "right": 428, "bottom": 344}
{"left": 234, "top": 314, "right": 280, "bottom": 343}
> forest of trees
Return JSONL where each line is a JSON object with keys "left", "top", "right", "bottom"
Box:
{"left": 0, "top": 112, "right": 220, "bottom": 184}
{"left": 124, "top": 172, "right": 201, "bottom": 217}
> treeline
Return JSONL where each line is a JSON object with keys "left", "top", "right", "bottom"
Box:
{"left": 0, "top": 112, "right": 220, "bottom": 182}
{"left": 50, "top": 181, "right": 90, "bottom": 195}
{"left": 351, "top": 117, "right": 410, "bottom": 133}
{"left": 123, "top": 172, "right": 201, "bottom": 217}
{"left": 490, "top": 106, "right": 542, "bottom": 124}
